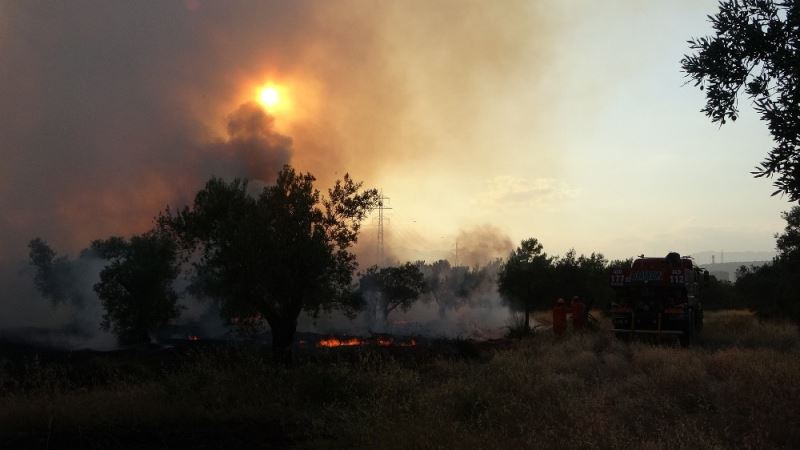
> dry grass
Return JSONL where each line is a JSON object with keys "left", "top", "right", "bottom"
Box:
{"left": 1, "top": 310, "right": 799, "bottom": 449}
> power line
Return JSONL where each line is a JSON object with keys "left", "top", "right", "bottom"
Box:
{"left": 377, "top": 190, "right": 392, "bottom": 267}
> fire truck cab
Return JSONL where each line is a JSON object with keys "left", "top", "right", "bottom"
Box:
{"left": 610, "top": 252, "right": 706, "bottom": 346}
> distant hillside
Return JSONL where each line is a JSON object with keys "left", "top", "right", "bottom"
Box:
{"left": 700, "top": 261, "right": 771, "bottom": 282}
{"left": 689, "top": 250, "right": 775, "bottom": 266}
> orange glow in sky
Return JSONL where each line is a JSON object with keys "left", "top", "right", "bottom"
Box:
{"left": 235, "top": 76, "right": 321, "bottom": 136}
{"left": 258, "top": 85, "right": 280, "bottom": 109}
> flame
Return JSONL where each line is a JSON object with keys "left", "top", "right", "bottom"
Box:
{"left": 318, "top": 337, "right": 363, "bottom": 348}
{"left": 315, "top": 336, "right": 417, "bottom": 348}
{"left": 398, "top": 338, "right": 417, "bottom": 347}
{"left": 188, "top": 335, "right": 200, "bottom": 341}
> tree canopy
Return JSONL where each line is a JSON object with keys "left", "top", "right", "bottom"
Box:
{"left": 359, "top": 262, "right": 425, "bottom": 322}
{"left": 28, "top": 238, "right": 88, "bottom": 307}
{"left": 160, "top": 165, "right": 378, "bottom": 362}
{"left": 91, "top": 232, "right": 182, "bottom": 345}
{"left": 682, "top": 0, "right": 800, "bottom": 200}
{"left": 418, "top": 260, "right": 477, "bottom": 317}
{"left": 552, "top": 250, "right": 612, "bottom": 308}
{"left": 497, "top": 238, "right": 553, "bottom": 333}
{"left": 735, "top": 206, "right": 800, "bottom": 322}
{"left": 777, "top": 206, "right": 800, "bottom": 260}
{"left": 29, "top": 238, "right": 71, "bottom": 304}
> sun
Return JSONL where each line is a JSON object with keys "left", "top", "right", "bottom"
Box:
{"left": 258, "top": 86, "right": 280, "bottom": 109}
{"left": 248, "top": 79, "right": 307, "bottom": 122}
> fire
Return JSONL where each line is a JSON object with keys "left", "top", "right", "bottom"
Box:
{"left": 318, "top": 337, "right": 363, "bottom": 348}
{"left": 188, "top": 335, "right": 200, "bottom": 341}
{"left": 398, "top": 338, "right": 417, "bottom": 347}
{"left": 315, "top": 336, "right": 417, "bottom": 348}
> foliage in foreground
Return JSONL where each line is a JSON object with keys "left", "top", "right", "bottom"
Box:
{"left": 683, "top": 0, "right": 800, "bottom": 200}
{"left": 736, "top": 206, "right": 800, "bottom": 324}
{"left": 1, "top": 311, "right": 798, "bottom": 449}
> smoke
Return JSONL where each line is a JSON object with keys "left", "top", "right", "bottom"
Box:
{"left": 198, "top": 102, "right": 292, "bottom": 183}
{"left": 0, "top": 0, "right": 558, "bottom": 260}
{"left": 0, "top": 251, "right": 116, "bottom": 350}
{"left": 456, "top": 225, "right": 514, "bottom": 267}
{"left": 298, "top": 259, "right": 512, "bottom": 340}
{"left": 0, "top": 1, "right": 562, "bottom": 343}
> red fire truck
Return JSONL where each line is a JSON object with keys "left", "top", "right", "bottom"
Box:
{"left": 610, "top": 252, "right": 707, "bottom": 346}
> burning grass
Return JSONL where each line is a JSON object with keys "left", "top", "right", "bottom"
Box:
{"left": 314, "top": 335, "right": 417, "bottom": 348}
{"left": 1, "top": 310, "right": 799, "bottom": 449}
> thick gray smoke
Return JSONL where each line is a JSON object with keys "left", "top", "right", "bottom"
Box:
{"left": 0, "top": 1, "right": 308, "bottom": 261}
{"left": 0, "top": 1, "right": 553, "bottom": 345}
{"left": 199, "top": 102, "right": 292, "bottom": 184}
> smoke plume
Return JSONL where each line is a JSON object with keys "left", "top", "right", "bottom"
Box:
{"left": 0, "top": 1, "right": 561, "bottom": 344}
{"left": 198, "top": 102, "right": 292, "bottom": 183}
{"left": 456, "top": 225, "right": 514, "bottom": 267}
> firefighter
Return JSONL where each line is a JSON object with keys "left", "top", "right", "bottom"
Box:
{"left": 553, "top": 298, "right": 567, "bottom": 336}
{"left": 571, "top": 295, "right": 586, "bottom": 330}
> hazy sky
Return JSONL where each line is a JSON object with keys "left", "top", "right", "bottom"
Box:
{"left": 0, "top": 0, "right": 792, "bottom": 267}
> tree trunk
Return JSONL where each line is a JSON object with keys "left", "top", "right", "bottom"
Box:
{"left": 120, "top": 327, "right": 151, "bottom": 346}
{"left": 381, "top": 298, "right": 390, "bottom": 324}
{"left": 438, "top": 301, "right": 447, "bottom": 320}
{"left": 269, "top": 317, "right": 297, "bottom": 365}
{"left": 524, "top": 298, "right": 531, "bottom": 334}
{"left": 376, "top": 292, "right": 389, "bottom": 331}
{"left": 524, "top": 284, "right": 532, "bottom": 334}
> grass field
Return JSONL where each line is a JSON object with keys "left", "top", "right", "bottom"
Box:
{"left": 1, "top": 310, "right": 799, "bottom": 449}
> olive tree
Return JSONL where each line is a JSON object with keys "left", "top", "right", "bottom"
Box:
{"left": 497, "top": 238, "right": 553, "bottom": 333}
{"left": 736, "top": 206, "right": 800, "bottom": 322}
{"left": 160, "top": 165, "right": 378, "bottom": 363}
{"left": 359, "top": 262, "right": 425, "bottom": 323}
{"left": 91, "top": 232, "right": 182, "bottom": 345}
{"left": 682, "top": 0, "right": 800, "bottom": 200}
{"left": 28, "top": 238, "right": 87, "bottom": 307}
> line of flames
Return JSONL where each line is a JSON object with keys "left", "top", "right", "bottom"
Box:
{"left": 316, "top": 337, "right": 416, "bottom": 348}
{"left": 184, "top": 335, "right": 416, "bottom": 348}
